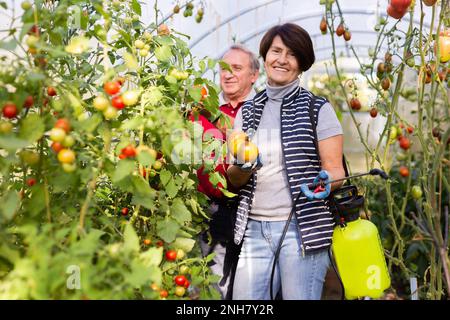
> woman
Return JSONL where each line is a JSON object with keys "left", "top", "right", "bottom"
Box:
{"left": 227, "top": 23, "right": 345, "bottom": 300}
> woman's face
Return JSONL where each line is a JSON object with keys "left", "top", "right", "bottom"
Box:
{"left": 264, "top": 35, "right": 301, "bottom": 87}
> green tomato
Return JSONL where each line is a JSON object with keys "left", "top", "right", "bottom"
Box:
{"left": 179, "top": 265, "right": 190, "bottom": 275}
{"left": 20, "top": 150, "right": 40, "bottom": 166}
{"left": 0, "top": 121, "right": 13, "bottom": 134}
{"left": 21, "top": 1, "right": 32, "bottom": 10}
{"left": 93, "top": 95, "right": 109, "bottom": 111}
{"left": 62, "top": 162, "right": 77, "bottom": 173}
{"left": 134, "top": 39, "right": 145, "bottom": 49}
{"left": 124, "top": 17, "right": 133, "bottom": 24}
{"left": 139, "top": 49, "right": 149, "bottom": 57}
{"left": 103, "top": 106, "right": 118, "bottom": 120}
{"left": 62, "top": 135, "right": 75, "bottom": 148}
{"left": 389, "top": 126, "right": 398, "bottom": 140}
{"left": 411, "top": 186, "right": 423, "bottom": 200}
{"left": 176, "top": 249, "right": 186, "bottom": 260}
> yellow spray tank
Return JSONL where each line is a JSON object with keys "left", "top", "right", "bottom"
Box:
{"left": 329, "top": 186, "right": 391, "bottom": 299}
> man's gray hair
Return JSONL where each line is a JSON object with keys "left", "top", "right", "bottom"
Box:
{"left": 222, "top": 44, "right": 260, "bottom": 73}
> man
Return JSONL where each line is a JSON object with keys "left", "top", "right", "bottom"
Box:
{"left": 194, "top": 44, "right": 259, "bottom": 299}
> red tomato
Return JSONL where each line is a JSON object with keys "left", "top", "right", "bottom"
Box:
{"left": 2, "top": 102, "right": 18, "bottom": 119}
{"left": 121, "top": 145, "right": 136, "bottom": 158}
{"left": 165, "top": 250, "right": 177, "bottom": 261}
{"left": 104, "top": 81, "right": 121, "bottom": 95}
{"left": 174, "top": 275, "right": 187, "bottom": 286}
{"left": 47, "top": 86, "right": 57, "bottom": 96}
{"left": 121, "top": 207, "right": 129, "bottom": 216}
{"left": 399, "top": 137, "right": 411, "bottom": 150}
{"left": 111, "top": 95, "right": 125, "bottom": 109}
{"left": 26, "top": 177, "right": 36, "bottom": 187}
{"left": 24, "top": 95, "right": 34, "bottom": 108}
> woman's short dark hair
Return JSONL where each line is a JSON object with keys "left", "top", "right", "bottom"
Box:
{"left": 259, "top": 23, "right": 315, "bottom": 72}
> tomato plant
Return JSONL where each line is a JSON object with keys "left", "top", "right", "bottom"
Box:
{"left": 0, "top": 0, "right": 224, "bottom": 300}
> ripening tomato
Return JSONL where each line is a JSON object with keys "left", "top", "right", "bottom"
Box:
{"left": 57, "top": 149, "right": 76, "bottom": 164}
{"left": 236, "top": 140, "right": 259, "bottom": 164}
{"left": 174, "top": 286, "right": 186, "bottom": 297}
{"left": 111, "top": 95, "right": 125, "bottom": 109}
{"left": 228, "top": 131, "right": 248, "bottom": 157}
{"left": 387, "top": 5, "right": 406, "bottom": 19}
{"left": 183, "top": 280, "right": 190, "bottom": 289}
{"left": 399, "top": 166, "right": 409, "bottom": 177}
{"left": 62, "top": 135, "right": 75, "bottom": 148}
{"left": 55, "top": 118, "right": 71, "bottom": 133}
{"left": 103, "top": 81, "right": 121, "bottom": 95}
{"left": 51, "top": 142, "right": 63, "bottom": 153}
{"left": 165, "top": 249, "right": 177, "bottom": 261}
{"left": 121, "top": 90, "right": 139, "bottom": 106}
{"left": 157, "top": 24, "right": 170, "bottom": 36}
{"left": 47, "top": 86, "right": 57, "bottom": 96}
{"left": 437, "top": 32, "right": 450, "bottom": 63}
{"left": 24, "top": 95, "right": 34, "bottom": 108}
{"left": 370, "top": 108, "right": 378, "bottom": 118}
{"left": 159, "top": 290, "right": 168, "bottom": 298}
{"left": 143, "top": 239, "right": 151, "bottom": 246}
{"left": 422, "top": 0, "right": 437, "bottom": 6}
{"left": 406, "top": 126, "right": 414, "bottom": 134}
{"left": 399, "top": 137, "right": 411, "bottom": 150}
{"left": 2, "top": 102, "right": 18, "bottom": 119}
{"left": 349, "top": 98, "right": 361, "bottom": 110}
{"left": 49, "top": 127, "right": 66, "bottom": 142}
{"left": 176, "top": 249, "right": 186, "bottom": 260}
{"left": 336, "top": 23, "right": 345, "bottom": 37}
{"left": 153, "top": 160, "right": 163, "bottom": 171}
{"left": 320, "top": 17, "right": 327, "bottom": 33}
{"left": 343, "top": 30, "right": 351, "bottom": 41}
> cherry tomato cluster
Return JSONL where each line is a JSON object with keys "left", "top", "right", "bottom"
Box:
{"left": 48, "top": 118, "right": 77, "bottom": 172}
{"left": 93, "top": 79, "right": 139, "bottom": 120}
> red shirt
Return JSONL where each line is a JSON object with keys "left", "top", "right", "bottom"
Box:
{"left": 189, "top": 102, "right": 243, "bottom": 199}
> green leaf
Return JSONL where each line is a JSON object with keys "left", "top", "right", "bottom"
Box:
{"left": 0, "top": 136, "right": 30, "bottom": 150}
{"left": 139, "top": 247, "right": 163, "bottom": 267}
{"left": 144, "top": 86, "right": 163, "bottom": 105}
{"left": 171, "top": 198, "right": 191, "bottom": 224}
{"left": 219, "top": 188, "right": 237, "bottom": 198}
{"left": 131, "top": 0, "right": 142, "bottom": 15}
{"left": 112, "top": 160, "right": 136, "bottom": 183}
{"left": 131, "top": 175, "right": 154, "bottom": 196}
{"left": 126, "top": 259, "right": 154, "bottom": 287}
{"left": 137, "top": 150, "right": 155, "bottom": 167}
{"left": 78, "top": 113, "right": 102, "bottom": 133}
{"left": 0, "top": 190, "right": 20, "bottom": 221}
{"left": 18, "top": 114, "right": 45, "bottom": 142}
{"left": 123, "top": 223, "right": 140, "bottom": 253}
{"left": 165, "top": 179, "right": 179, "bottom": 198}
{"left": 159, "top": 169, "right": 171, "bottom": 186}
{"left": 218, "top": 60, "right": 232, "bottom": 73}
{"left": 155, "top": 45, "right": 172, "bottom": 62}
{"left": 120, "top": 117, "right": 144, "bottom": 131}
{"left": 188, "top": 85, "right": 202, "bottom": 102}
{"left": 24, "top": 185, "right": 46, "bottom": 217}
{"left": 156, "top": 217, "right": 180, "bottom": 243}
{"left": 173, "top": 237, "right": 195, "bottom": 253}
{"left": 0, "top": 2, "right": 7, "bottom": 9}
{"left": 131, "top": 193, "right": 154, "bottom": 210}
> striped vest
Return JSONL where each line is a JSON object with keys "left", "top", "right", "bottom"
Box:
{"left": 234, "top": 86, "right": 335, "bottom": 254}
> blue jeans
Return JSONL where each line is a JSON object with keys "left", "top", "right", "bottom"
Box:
{"left": 232, "top": 218, "right": 330, "bottom": 300}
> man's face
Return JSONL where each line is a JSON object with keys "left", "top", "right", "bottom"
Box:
{"left": 220, "top": 49, "right": 258, "bottom": 100}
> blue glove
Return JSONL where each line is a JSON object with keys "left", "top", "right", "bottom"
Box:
{"left": 300, "top": 170, "right": 331, "bottom": 200}
{"left": 235, "top": 154, "right": 263, "bottom": 172}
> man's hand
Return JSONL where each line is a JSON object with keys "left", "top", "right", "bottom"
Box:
{"left": 300, "top": 170, "right": 331, "bottom": 200}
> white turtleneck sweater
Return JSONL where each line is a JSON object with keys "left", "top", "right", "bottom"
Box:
{"left": 233, "top": 79, "right": 343, "bottom": 221}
